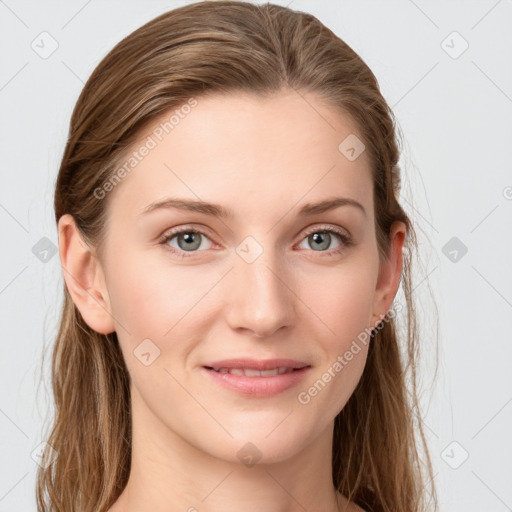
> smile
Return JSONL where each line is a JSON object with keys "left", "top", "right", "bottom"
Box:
{"left": 200, "top": 358, "right": 311, "bottom": 396}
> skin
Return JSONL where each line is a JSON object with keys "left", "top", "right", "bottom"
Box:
{"left": 58, "top": 88, "right": 405, "bottom": 512}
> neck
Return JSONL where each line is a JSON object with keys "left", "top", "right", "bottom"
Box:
{"left": 109, "top": 384, "right": 346, "bottom": 512}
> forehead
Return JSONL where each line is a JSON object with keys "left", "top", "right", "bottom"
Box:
{"left": 106, "top": 89, "right": 373, "bottom": 224}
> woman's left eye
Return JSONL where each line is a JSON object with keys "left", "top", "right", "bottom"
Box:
{"left": 297, "top": 227, "right": 352, "bottom": 255}
{"left": 159, "top": 226, "right": 352, "bottom": 258}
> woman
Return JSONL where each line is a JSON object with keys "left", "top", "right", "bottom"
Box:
{"left": 37, "top": 1, "right": 437, "bottom": 511}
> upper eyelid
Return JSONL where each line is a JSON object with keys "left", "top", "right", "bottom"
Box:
{"left": 302, "top": 224, "right": 349, "bottom": 237}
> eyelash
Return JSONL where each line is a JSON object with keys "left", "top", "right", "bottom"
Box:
{"left": 158, "top": 224, "right": 353, "bottom": 259}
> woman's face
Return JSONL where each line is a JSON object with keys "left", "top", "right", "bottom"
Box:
{"left": 78, "top": 89, "right": 403, "bottom": 464}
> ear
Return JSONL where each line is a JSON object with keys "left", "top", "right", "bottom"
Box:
{"left": 57, "top": 214, "right": 115, "bottom": 335}
{"left": 371, "top": 220, "right": 407, "bottom": 327}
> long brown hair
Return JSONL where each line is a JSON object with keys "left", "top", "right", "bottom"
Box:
{"left": 38, "top": 2, "right": 438, "bottom": 511}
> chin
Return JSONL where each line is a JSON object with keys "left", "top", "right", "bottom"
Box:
{"left": 184, "top": 425, "right": 307, "bottom": 466}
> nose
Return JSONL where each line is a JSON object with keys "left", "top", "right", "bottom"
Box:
{"left": 225, "top": 247, "right": 295, "bottom": 338}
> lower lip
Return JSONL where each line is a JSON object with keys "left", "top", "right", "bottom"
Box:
{"left": 201, "top": 367, "right": 311, "bottom": 397}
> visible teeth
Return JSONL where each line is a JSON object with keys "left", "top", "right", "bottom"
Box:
{"left": 261, "top": 369, "right": 281, "bottom": 376}
{"left": 213, "top": 367, "right": 295, "bottom": 376}
{"left": 245, "top": 368, "right": 263, "bottom": 377}
{"left": 229, "top": 368, "right": 245, "bottom": 376}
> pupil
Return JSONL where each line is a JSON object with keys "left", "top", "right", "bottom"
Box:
{"left": 179, "top": 232, "right": 200, "bottom": 251}
{"left": 311, "top": 232, "right": 329, "bottom": 250}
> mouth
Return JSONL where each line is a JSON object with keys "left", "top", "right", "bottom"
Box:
{"left": 203, "top": 366, "right": 305, "bottom": 377}
{"left": 200, "top": 358, "right": 311, "bottom": 397}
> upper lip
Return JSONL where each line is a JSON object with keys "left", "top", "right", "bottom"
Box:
{"left": 202, "top": 358, "right": 310, "bottom": 371}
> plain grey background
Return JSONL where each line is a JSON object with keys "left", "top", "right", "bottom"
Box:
{"left": 1, "top": 1, "right": 511, "bottom": 510}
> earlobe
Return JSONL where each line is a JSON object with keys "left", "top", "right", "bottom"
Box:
{"left": 371, "top": 221, "right": 407, "bottom": 327}
{"left": 57, "top": 214, "right": 116, "bottom": 335}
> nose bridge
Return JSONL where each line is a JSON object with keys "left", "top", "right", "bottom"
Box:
{"left": 226, "top": 235, "right": 295, "bottom": 337}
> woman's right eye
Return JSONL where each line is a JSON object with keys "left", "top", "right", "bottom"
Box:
{"left": 160, "top": 228, "right": 214, "bottom": 258}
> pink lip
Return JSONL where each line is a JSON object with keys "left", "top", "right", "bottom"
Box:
{"left": 201, "top": 358, "right": 311, "bottom": 397}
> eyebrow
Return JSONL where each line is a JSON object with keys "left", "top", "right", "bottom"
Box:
{"left": 139, "top": 196, "right": 366, "bottom": 218}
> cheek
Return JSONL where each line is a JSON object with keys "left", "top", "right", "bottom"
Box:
{"left": 296, "top": 258, "right": 377, "bottom": 346}
{"left": 107, "top": 250, "right": 202, "bottom": 335}
{"left": 106, "top": 250, "right": 224, "bottom": 374}
{"left": 292, "top": 261, "right": 376, "bottom": 410}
